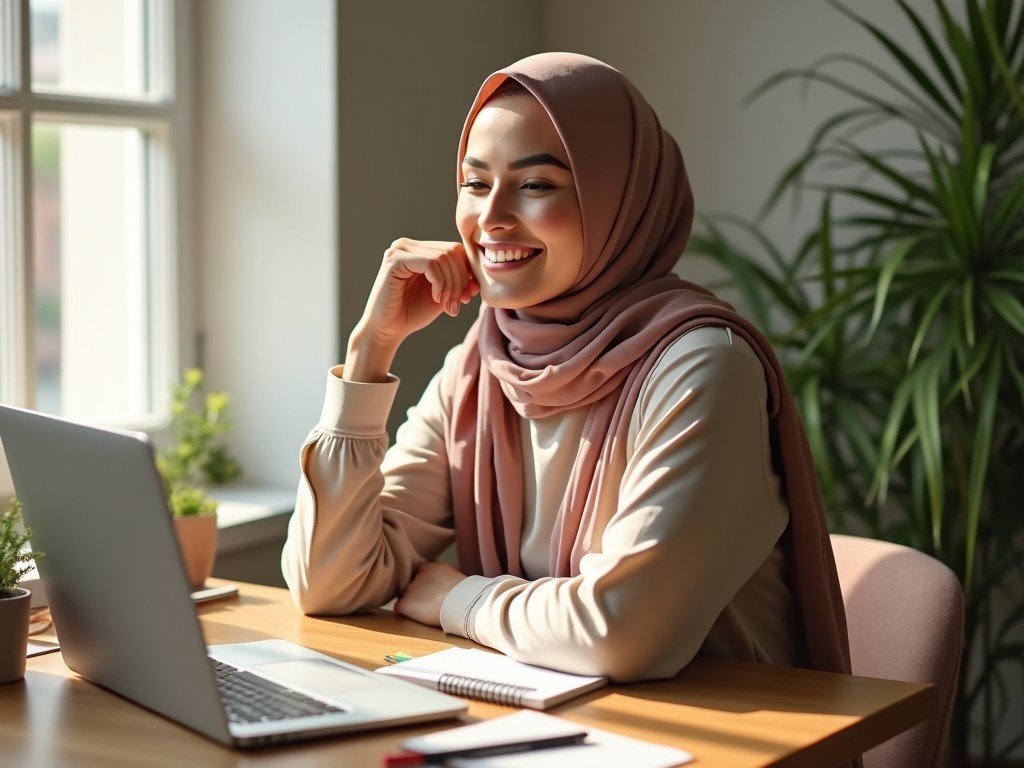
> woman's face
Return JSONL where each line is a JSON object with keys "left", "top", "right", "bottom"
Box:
{"left": 456, "top": 91, "right": 584, "bottom": 311}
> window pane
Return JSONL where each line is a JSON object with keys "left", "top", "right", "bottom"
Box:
{"left": 0, "top": 113, "right": 21, "bottom": 405}
{"left": 31, "top": 0, "right": 151, "bottom": 100}
{"left": 33, "top": 121, "right": 152, "bottom": 422}
{"left": 0, "top": 0, "right": 17, "bottom": 92}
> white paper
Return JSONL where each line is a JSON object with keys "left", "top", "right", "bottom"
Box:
{"left": 27, "top": 638, "right": 60, "bottom": 657}
{"left": 402, "top": 710, "right": 585, "bottom": 754}
{"left": 431, "top": 712, "right": 694, "bottom": 768}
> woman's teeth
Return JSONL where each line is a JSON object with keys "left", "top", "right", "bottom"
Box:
{"left": 484, "top": 248, "right": 536, "bottom": 263}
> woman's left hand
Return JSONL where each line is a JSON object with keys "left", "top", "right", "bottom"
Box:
{"left": 394, "top": 561, "right": 468, "bottom": 627}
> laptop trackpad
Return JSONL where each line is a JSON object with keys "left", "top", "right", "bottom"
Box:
{"left": 256, "top": 659, "right": 379, "bottom": 695}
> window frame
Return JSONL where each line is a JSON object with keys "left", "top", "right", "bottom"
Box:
{"left": 0, "top": 0, "right": 194, "bottom": 430}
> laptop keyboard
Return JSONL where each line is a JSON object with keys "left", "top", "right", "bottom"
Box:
{"left": 210, "top": 658, "right": 346, "bottom": 724}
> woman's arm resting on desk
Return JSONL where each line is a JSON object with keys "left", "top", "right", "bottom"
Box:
{"left": 283, "top": 240, "right": 477, "bottom": 614}
{"left": 281, "top": 364, "right": 458, "bottom": 615}
{"left": 437, "top": 333, "right": 793, "bottom": 682}
{"left": 394, "top": 562, "right": 468, "bottom": 624}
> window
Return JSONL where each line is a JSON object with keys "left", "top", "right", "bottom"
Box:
{"left": 0, "top": 0, "right": 189, "bottom": 427}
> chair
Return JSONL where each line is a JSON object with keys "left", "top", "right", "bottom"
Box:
{"left": 830, "top": 534, "right": 965, "bottom": 768}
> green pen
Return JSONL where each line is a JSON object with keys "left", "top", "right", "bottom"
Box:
{"left": 384, "top": 652, "right": 413, "bottom": 664}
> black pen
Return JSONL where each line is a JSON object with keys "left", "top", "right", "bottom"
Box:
{"left": 381, "top": 730, "right": 588, "bottom": 766}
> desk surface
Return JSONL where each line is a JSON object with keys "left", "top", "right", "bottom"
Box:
{"left": 2, "top": 580, "right": 934, "bottom": 768}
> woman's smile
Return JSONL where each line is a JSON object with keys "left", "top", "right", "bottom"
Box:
{"left": 479, "top": 243, "right": 543, "bottom": 268}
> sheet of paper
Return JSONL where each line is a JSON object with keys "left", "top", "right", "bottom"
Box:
{"left": 447, "top": 729, "right": 693, "bottom": 768}
{"left": 402, "top": 710, "right": 586, "bottom": 755}
{"left": 406, "top": 711, "right": 694, "bottom": 768}
{"left": 27, "top": 639, "right": 60, "bottom": 657}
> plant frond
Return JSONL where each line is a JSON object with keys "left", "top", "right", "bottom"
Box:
{"left": 980, "top": 1, "right": 1024, "bottom": 119}
{"left": 828, "top": 2, "right": 960, "bottom": 119}
{"left": 897, "top": 0, "right": 963, "bottom": 102}
{"left": 963, "top": 350, "right": 1002, "bottom": 597}
{"left": 983, "top": 282, "right": 1024, "bottom": 336}
{"left": 868, "top": 238, "right": 917, "bottom": 339}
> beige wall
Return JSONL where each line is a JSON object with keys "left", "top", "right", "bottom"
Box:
{"left": 194, "top": 0, "right": 337, "bottom": 485}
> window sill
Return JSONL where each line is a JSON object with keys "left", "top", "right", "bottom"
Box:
{"left": 211, "top": 484, "right": 294, "bottom": 556}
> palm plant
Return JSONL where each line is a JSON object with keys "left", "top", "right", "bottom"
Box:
{"left": 688, "top": 1, "right": 1024, "bottom": 764}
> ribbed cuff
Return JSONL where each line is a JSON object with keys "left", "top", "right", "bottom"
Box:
{"left": 440, "top": 575, "right": 501, "bottom": 640}
{"left": 318, "top": 365, "right": 400, "bottom": 436}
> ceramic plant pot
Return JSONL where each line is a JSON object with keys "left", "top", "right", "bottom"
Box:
{"left": 0, "top": 587, "right": 32, "bottom": 684}
{"left": 173, "top": 514, "right": 218, "bottom": 591}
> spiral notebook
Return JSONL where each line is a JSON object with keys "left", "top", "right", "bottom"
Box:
{"left": 375, "top": 648, "right": 606, "bottom": 709}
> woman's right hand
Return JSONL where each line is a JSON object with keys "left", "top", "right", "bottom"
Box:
{"left": 344, "top": 239, "right": 479, "bottom": 382}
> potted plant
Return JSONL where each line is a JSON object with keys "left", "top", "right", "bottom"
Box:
{"left": 687, "top": 1, "right": 1024, "bottom": 764}
{"left": 156, "top": 368, "right": 241, "bottom": 591}
{"left": 0, "top": 497, "right": 44, "bottom": 683}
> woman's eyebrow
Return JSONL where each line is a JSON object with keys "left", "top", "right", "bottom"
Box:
{"left": 463, "top": 153, "right": 571, "bottom": 172}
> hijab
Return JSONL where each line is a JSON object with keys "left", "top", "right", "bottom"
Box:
{"left": 442, "top": 52, "right": 851, "bottom": 674}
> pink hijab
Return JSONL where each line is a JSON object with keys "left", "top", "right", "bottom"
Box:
{"left": 443, "top": 52, "right": 851, "bottom": 674}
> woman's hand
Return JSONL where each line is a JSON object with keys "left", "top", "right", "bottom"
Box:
{"left": 394, "top": 561, "right": 468, "bottom": 627}
{"left": 345, "top": 239, "right": 479, "bottom": 382}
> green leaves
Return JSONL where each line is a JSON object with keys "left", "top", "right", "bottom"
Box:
{"left": 168, "top": 486, "right": 219, "bottom": 518}
{"left": 157, "top": 368, "right": 241, "bottom": 517}
{"left": 0, "top": 498, "right": 44, "bottom": 595}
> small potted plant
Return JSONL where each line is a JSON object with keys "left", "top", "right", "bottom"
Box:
{"left": 0, "top": 497, "right": 44, "bottom": 683}
{"left": 156, "top": 368, "right": 240, "bottom": 590}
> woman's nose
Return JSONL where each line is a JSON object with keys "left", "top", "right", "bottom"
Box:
{"left": 477, "top": 186, "right": 516, "bottom": 231}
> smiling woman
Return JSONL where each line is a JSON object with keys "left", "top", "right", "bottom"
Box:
{"left": 456, "top": 81, "right": 583, "bottom": 310}
{"left": 281, "top": 52, "right": 853, "bottom": 690}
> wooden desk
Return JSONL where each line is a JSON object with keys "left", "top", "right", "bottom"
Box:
{"left": 1, "top": 580, "right": 934, "bottom": 768}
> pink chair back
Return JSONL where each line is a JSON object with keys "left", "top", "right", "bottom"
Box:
{"left": 830, "top": 534, "right": 964, "bottom": 768}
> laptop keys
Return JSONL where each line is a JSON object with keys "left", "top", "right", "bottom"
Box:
{"left": 210, "top": 659, "right": 346, "bottom": 724}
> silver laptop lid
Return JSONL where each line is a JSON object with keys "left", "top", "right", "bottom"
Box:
{"left": 0, "top": 404, "right": 233, "bottom": 744}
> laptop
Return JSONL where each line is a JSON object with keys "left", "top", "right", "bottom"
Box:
{"left": 0, "top": 404, "right": 467, "bottom": 748}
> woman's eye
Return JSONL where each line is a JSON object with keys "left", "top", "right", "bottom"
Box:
{"left": 459, "top": 180, "right": 489, "bottom": 192}
{"left": 522, "top": 181, "right": 554, "bottom": 192}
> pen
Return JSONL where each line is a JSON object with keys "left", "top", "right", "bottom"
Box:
{"left": 381, "top": 731, "right": 588, "bottom": 766}
{"left": 383, "top": 652, "right": 413, "bottom": 663}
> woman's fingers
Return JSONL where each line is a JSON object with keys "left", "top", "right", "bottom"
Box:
{"left": 366, "top": 239, "right": 473, "bottom": 339}
{"left": 346, "top": 239, "right": 474, "bottom": 382}
{"left": 433, "top": 249, "right": 471, "bottom": 316}
{"left": 395, "top": 240, "right": 471, "bottom": 317}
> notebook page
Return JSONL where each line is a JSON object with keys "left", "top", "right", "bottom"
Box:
{"left": 375, "top": 647, "right": 606, "bottom": 707}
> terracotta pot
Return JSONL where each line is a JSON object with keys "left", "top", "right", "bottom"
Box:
{"left": 173, "top": 514, "right": 218, "bottom": 591}
{"left": 0, "top": 587, "right": 32, "bottom": 684}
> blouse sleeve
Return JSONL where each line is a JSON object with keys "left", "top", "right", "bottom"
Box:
{"left": 438, "top": 327, "right": 791, "bottom": 682}
{"left": 281, "top": 360, "right": 458, "bottom": 615}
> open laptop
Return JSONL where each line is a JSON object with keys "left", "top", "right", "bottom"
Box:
{"left": 0, "top": 404, "right": 467, "bottom": 748}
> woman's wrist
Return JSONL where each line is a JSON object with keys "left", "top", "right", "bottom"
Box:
{"left": 343, "top": 324, "right": 400, "bottom": 383}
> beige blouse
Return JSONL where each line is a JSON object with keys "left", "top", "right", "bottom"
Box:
{"left": 281, "top": 325, "right": 803, "bottom": 682}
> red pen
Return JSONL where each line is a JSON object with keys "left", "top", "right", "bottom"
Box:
{"left": 381, "top": 730, "right": 588, "bottom": 766}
